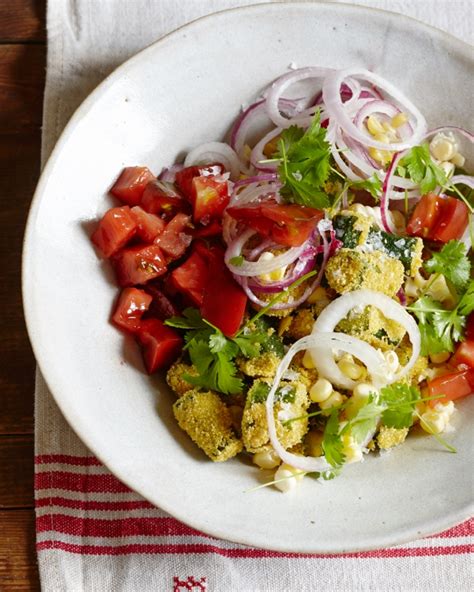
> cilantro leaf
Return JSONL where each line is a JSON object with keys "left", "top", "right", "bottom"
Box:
{"left": 379, "top": 383, "right": 421, "bottom": 429}
{"left": 424, "top": 240, "right": 471, "bottom": 292}
{"left": 458, "top": 280, "right": 474, "bottom": 316}
{"left": 348, "top": 396, "right": 384, "bottom": 444}
{"left": 277, "top": 111, "right": 331, "bottom": 209}
{"left": 349, "top": 173, "right": 382, "bottom": 200}
{"left": 322, "top": 410, "right": 345, "bottom": 468}
{"left": 398, "top": 144, "right": 447, "bottom": 194}
{"left": 165, "top": 308, "right": 208, "bottom": 331}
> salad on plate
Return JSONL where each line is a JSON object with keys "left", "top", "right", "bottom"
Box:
{"left": 91, "top": 67, "right": 474, "bottom": 492}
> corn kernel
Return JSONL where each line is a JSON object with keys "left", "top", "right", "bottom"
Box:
{"left": 278, "top": 316, "right": 292, "bottom": 336}
{"left": 263, "top": 135, "right": 281, "bottom": 158}
{"left": 427, "top": 274, "right": 456, "bottom": 308}
{"left": 384, "top": 351, "right": 399, "bottom": 373}
{"left": 274, "top": 466, "right": 298, "bottom": 492}
{"left": 367, "top": 115, "right": 385, "bottom": 137}
{"left": 430, "top": 352, "right": 451, "bottom": 364}
{"left": 338, "top": 357, "right": 364, "bottom": 380}
{"left": 258, "top": 252, "right": 287, "bottom": 283}
{"left": 319, "top": 390, "right": 345, "bottom": 410}
{"left": 368, "top": 146, "right": 392, "bottom": 166}
{"left": 353, "top": 383, "right": 379, "bottom": 398}
{"left": 253, "top": 448, "right": 281, "bottom": 469}
{"left": 307, "top": 286, "right": 327, "bottom": 305}
{"left": 451, "top": 152, "right": 465, "bottom": 167}
{"left": 342, "top": 434, "right": 363, "bottom": 463}
{"left": 302, "top": 350, "right": 316, "bottom": 369}
{"left": 310, "top": 378, "right": 333, "bottom": 403}
{"left": 420, "top": 412, "right": 446, "bottom": 434}
{"left": 391, "top": 112, "right": 408, "bottom": 128}
{"left": 430, "top": 134, "right": 457, "bottom": 162}
{"left": 305, "top": 431, "right": 323, "bottom": 457}
{"left": 439, "top": 161, "right": 455, "bottom": 177}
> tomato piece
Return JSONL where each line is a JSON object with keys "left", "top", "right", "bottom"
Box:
{"left": 431, "top": 197, "right": 469, "bottom": 242}
{"left": 466, "top": 313, "right": 474, "bottom": 340}
{"left": 193, "top": 219, "right": 223, "bottom": 238}
{"left": 141, "top": 180, "right": 188, "bottom": 219}
{"left": 175, "top": 163, "right": 225, "bottom": 200}
{"left": 406, "top": 193, "right": 441, "bottom": 238}
{"left": 156, "top": 213, "right": 193, "bottom": 260}
{"left": 427, "top": 369, "right": 474, "bottom": 406}
{"left": 191, "top": 176, "right": 230, "bottom": 222}
{"left": 226, "top": 201, "right": 324, "bottom": 247}
{"left": 113, "top": 244, "right": 167, "bottom": 286}
{"left": 110, "top": 167, "right": 155, "bottom": 206}
{"left": 112, "top": 287, "right": 152, "bottom": 333}
{"left": 201, "top": 261, "right": 247, "bottom": 337}
{"left": 143, "top": 282, "right": 180, "bottom": 320}
{"left": 450, "top": 340, "right": 474, "bottom": 369}
{"left": 91, "top": 206, "right": 137, "bottom": 258}
{"left": 130, "top": 206, "right": 165, "bottom": 243}
{"left": 170, "top": 251, "right": 209, "bottom": 307}
{"left": 136, "top": 318, "right": 182, "bottom": 373}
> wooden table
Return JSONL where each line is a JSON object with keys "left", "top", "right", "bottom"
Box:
{"left": 0, "top": 1, "right": 45, "bottom": 589}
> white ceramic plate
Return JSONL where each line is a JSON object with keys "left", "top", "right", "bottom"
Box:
{"left": 23, "top": 2, "right": 473, "bottom": 553}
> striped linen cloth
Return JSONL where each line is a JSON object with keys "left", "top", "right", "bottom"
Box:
{"left": 36, "top": 1, "right": 473, "bottom": 590}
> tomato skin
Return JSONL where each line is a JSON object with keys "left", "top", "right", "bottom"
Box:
{"left": 193, "top": 219, "right": 223, "bottom": 238}
{"left": 450, "top": 340, "right": 474, "bottom": 369}
{"left": 143, "top": 282, "right": 180, "bottom": 320}
{"left": 170, "top": 251, "right": 209, "bottom": 307}
{"left": 191, "top": 176, "right": 230, "bottom": 222}
{"left": 110, "top": 167, "right": 155, "bottom": 206}
{"left": 140, "top": 180, "right": 188, "bottom": 219}
{"left": 91, "top": 206, "right": 137, "bottom": 258}
{"left": 201, "top": 261, "right": 247, "bottom": 337}
{"left": 466, "top": 313, "right": 474, "bottom": 340}
{"left": 226, "top": 201, "right": 324, "bottom": 247}
{"left": 407, "top": 193, "right": 468, "bottom": 242}
{"left": 136, "top": 318, "right": 182, "bottom": 373}
{"left": 427, "top": 369, "right": 474, "bottom": 406}
{"left": 175, "top": 163, "right": 225, "bottom": 200}
{"left": 113, "top": 244, "right": 167, "bottom": 287}
{"left": 130, "top": 206, "right": 165, "bottom": 243}
{"left": 112, "top": 287, "right": 152, "bottom": 333}
{"left": 156, "top": 213, "right": 193, "bottom": 260}
{"left": 431, "top": 198, "right": 469, "bottom": 242}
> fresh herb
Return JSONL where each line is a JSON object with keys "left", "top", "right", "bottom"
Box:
{"left": 398, "top": 143, "right": 447, "bottom": 194}
{"left": 379, "top": 383, "right": 420, "bottom": 429}
{"left": 348, "top": 173, "right": 383, "bottom": 200}
{"left": 276, "top": 111, "right": 331, "bottom": 209}
{"left": 423, "top": 240, "right": 471, "bottom": 292}
{"left": 408, "top": 280, "right": 474, "bottom": 355}
{"left": 229, "top": 255, "right": 244, "bottom": 267}
{"left": 250, "top": 381, "right": 295, "bottom": 404}
{"left": 321, "top": 409, "right": 346, "bottom": 468}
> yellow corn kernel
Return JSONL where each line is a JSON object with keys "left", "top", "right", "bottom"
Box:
{"left": 368, "top": 146, "right": 392, "bottom": 166}
{"left": 430, "top": 352, "right": 451, "bottom": 365}
{"left": 427, "top": 274, "right": 456, "bottom": 308}
{"left": 341, "top": 434, "right": 363, "bottom": 463}
{"left": 373, "top": 132, "right": 391, "bottom": 144}
{"left": 439, "top": 161, "right": 455, "bottom": 177}
{"left": 309, "top": 378, "right": 333, "bottom": 403}
{"left": 307, "top": 286, "right": 327, "bottom": 305}
{"left": 367, "top": 115, "right": 385, "bottom": 137}
{"left": 338, "top": 357, "right": 364, "bottom": 381}
{"left": 451, "top": 152, "right": 465, "bottom": 167}
{"left": 258, "top": 252, "right": 286, "bottom": 283}
{"left": 253, "top": 448, "right": 281, "bottom": 469}
{"left": 305, "top": 431, "right": 324, "bottom": 457}
{"left": 319, "top": 391, "right": 345, "bottom": 410}
{"left": 384, "top": 351, "right": 399, "bottom": 373}
{"left": 278, "top": 316, "right": 292, "bottom": 336}
{"left": 263, "top": 134, "right": 281, "bottom": 158}
{"left": 391, "top": 112, "right": 408, "bottom": 128}
{"left": 302, "top": 350, "right": 316, "bottom": 369}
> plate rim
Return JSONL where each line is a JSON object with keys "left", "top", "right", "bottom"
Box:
{"left": 22, "top": 0, "right": 474, "bottom": 554}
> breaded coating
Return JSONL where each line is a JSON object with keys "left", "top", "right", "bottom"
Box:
{"left": 166, "top": 361, "right": 198, "bottom": 397}
{"left": 397, "top": 339, "right": 429, "bottom": 385}
{"left": 336, "top": 305, "right": 406, "bottom": 351}
{"left": 287, "top": 308, "right": 316, "bottom": 340}
{"left": 325, "top": 248, "right": 404, "bottom": 296}
{"left": 407, "top": 238, "right": 423, "bottom": 277}
{"left": 241, "top": 379, "right": 310, "bottom": 453}
{"left": 237, "top": 351, "right": 282, "bottom": 378}
{"left": 376, "top": 425, "right": 409, "bottom": 450}
{"left": 173, "top": 390, "right": 243, "bottom": 462}
{"left": 289, "top": 366, "right": 319, "bottom": 389}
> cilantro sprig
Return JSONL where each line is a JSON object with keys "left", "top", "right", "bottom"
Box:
{"left": 276, "top": 111, "right": 331, "bottom": 209}
{"left": 423, "top": 240, "right": 471, "bottom": 293}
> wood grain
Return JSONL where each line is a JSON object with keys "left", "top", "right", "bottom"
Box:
{"left": 0, "top": 0, "right": 45, "bottom": 43}
{"left": 0, "top": 436, "right": 34, "bottom": 508}
{"left": 0, "top": 510, "right": 40, "bottom": 591}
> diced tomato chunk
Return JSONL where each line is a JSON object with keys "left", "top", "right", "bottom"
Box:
{"left": 191, "top": 176, "right": 230, "bottom": 222}
{"left": 170, "top": 251, "right": 209, "bottom": 307}
{"left": 141, "top": 180, "right": 188, "bottom": 219}
{"left": 110, "top": 167, "right": 155, "bottom": 206}
{"left": 466, "top": 313, "right": 474, "bottom": 340}
{"left": 136, "top": 318, "right": 182, "bottom": 373}
{"left": 407, "top": 193, "right": 469, "bottom": 242}
{"left": 450, "top": 340, "right": 474, "bottom": 369}
{"left": 175, "top": 163, "right": 225, "bottom": 200}
{"left": 91, "top": 206, "right": 137, "bottom": 258}
{"left": 130, "top": 206, "right": 165, "bottom": 243}
{"left": 156, "top": 213, "right": 192, "bottom": 260}
{"left": 113, "top": 244, "right": 167, "bottom": 286}
{"left": 193, "top": 219, "right": 223, "bottom": 238}
{"left": 112, "top": 287, "right": 152, "bottom": 333}
{"left": 143, "top": 282, "right": 180, "bottom": 320}
{"left": 427, "top": 369, "right": 474, "bottom": 406}
{"left": 226, "top": 200, "right": 324, "bottom": 247}
{"left": 201, "top": 260, "right": 247, "bottom": 337}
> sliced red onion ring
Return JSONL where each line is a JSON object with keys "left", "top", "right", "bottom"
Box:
{"left": 250, "top": 127, "right": 282, "bottom": 171}
{"left": 323, "top": 68, "right": 427, "bottom": 151}
{"left": 380, "top": 152, "right": 404, "bottom": 233}
{"left": 265, "top": 67, "right": 332, "bottom": 128}
{"left": 184, "top": 142, "right": 241, "bottom": 180}
{"left": 354, "top": 99, "right": 412, "bottom": 141}
{"left": 248, "top": 253, "right": 316, "bottom": 293}
{"left": 158, "top": 164, "right": 184, "bottom": 183}
{"left": 423, "top": 126, "right": 474, "bottom": 144}
{"left": 311, "top": 290, "right": 421, "bottom": 390}
{"left": 233, "top": 173, "right": 278, "bottom": 189}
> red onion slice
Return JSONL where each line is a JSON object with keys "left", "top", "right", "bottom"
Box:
{"left": 158, "top": 164, "right": 184, "bottom": 183}
{"left": 184, "top": 142, "right": 241, "bottom": 180}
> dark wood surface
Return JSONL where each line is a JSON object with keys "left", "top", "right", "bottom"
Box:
{"left": 0, "top": 1, "right": 45, "bottom": 590}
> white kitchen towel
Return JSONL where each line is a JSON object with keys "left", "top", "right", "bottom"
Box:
{"left": 36, "top": 1, "right": 473, "bottom": 591}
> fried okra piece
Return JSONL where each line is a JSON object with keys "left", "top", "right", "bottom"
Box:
{"left": 325, "top": 248, "right": 404, "bottom": 297}
{"left": 241, "top": 379, "right": 310, "bottom": 453}
{"left": 376, "top": 426, "right": 409, "bottom": 450}
{"left": 336, "top": 305, "right": 406, "bottom": 351}
{"left": 287, "top": 308, "right": 316, "bottom": 340}
{"left": 166, "top": 361, "right": 198, "bottom": 397}
{"left": 237, "top": 351, "right": 282, "bottom": 378}
{"left": 173, "top": 390, "right": 243, "bottom": 462}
